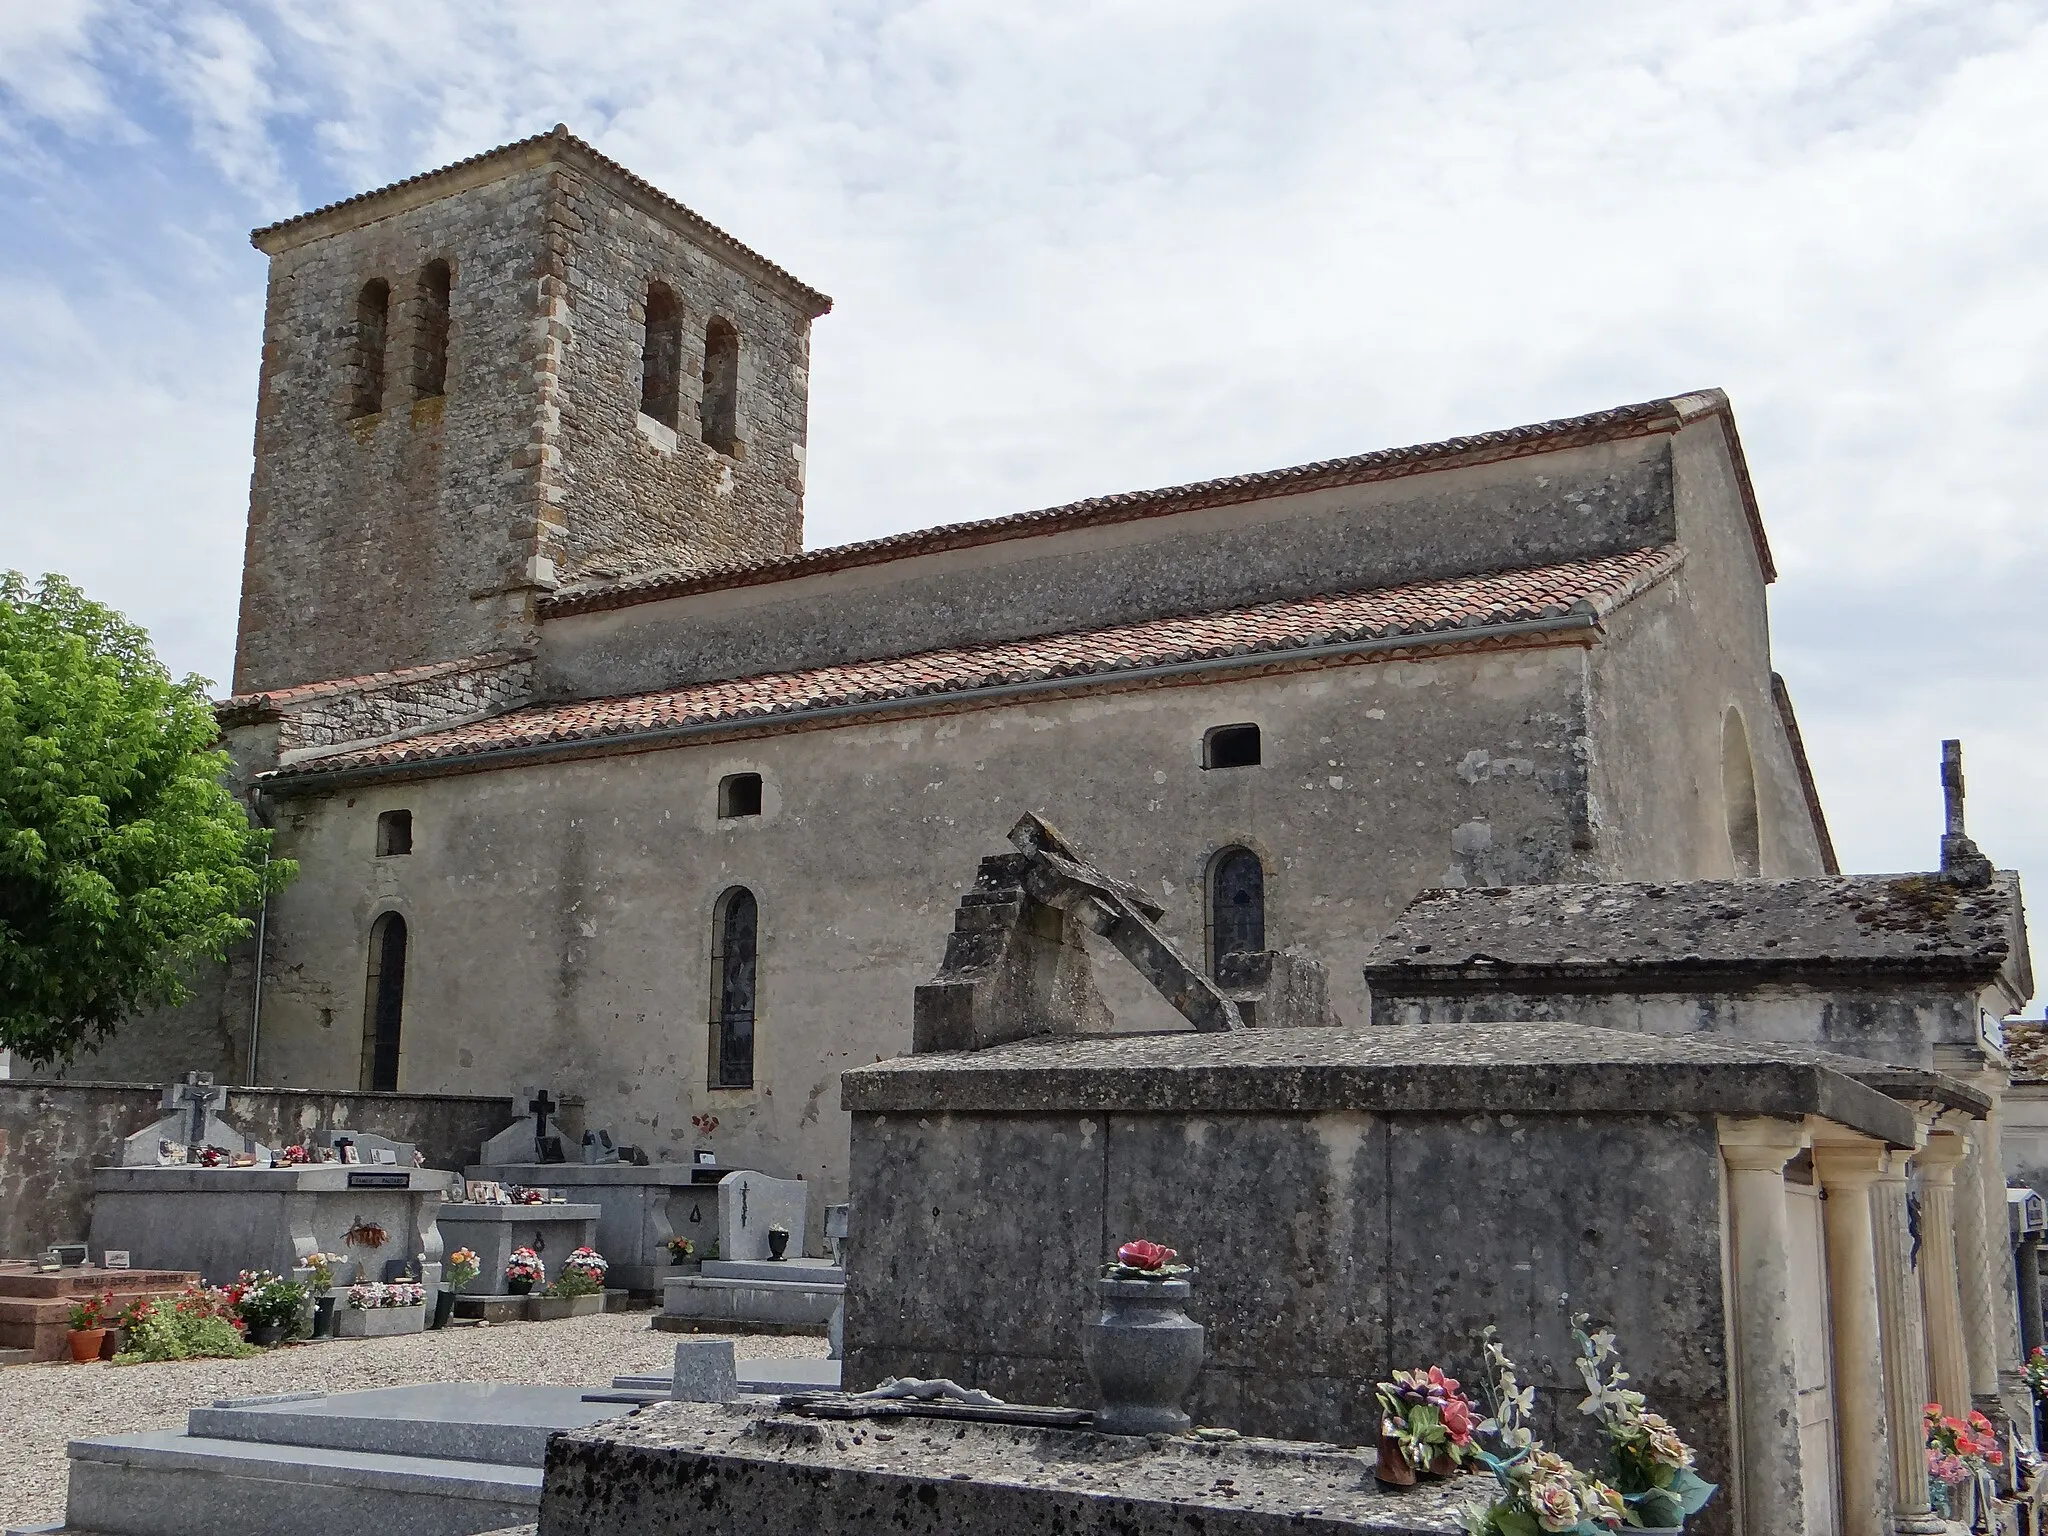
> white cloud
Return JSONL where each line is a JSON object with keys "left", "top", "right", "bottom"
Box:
{"left": 4, "top": 0, "right": 2047, "bottom": 946}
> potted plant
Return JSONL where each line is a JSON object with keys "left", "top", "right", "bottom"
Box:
{"left": 1079, "top": 1239, "right": 1205, "bottom": 1435}
{"left": 1459, "top": 1327, "right": 1627, "bottom": 1534}
{"left": 531, "top": 1247, "right": 608, "bottom": 1320}
{"left": 2029, "top": 1347, "right": 2048, "bottom": 1450}
{"left": 767, "top": 1225, "right": 791, "bottom": 1261}
{"left": 298, "top": 1252, "right": 340, "bottom": 1337}
{"left": 663, "top": 1236, "right": 697, "bottom": 1270}
{"left": 504, "top": 1248, "right": 545, "bottom": 1296}
{"left": 1569, "top": 1315, "right": 1717, "bottom": 1532}
{"left": 1374, "top": 1366, "right": 1479, "bottom": 1485}
{"left": 235, "top": 1271, "right": 309, "bottom": 1347}
{"left": 437, "top": 1248, "right": 479, "bottom": 1328}
{"left": 1925, "top": 1401, "right": 2001, "bottom": 1524}
{"left": 66, "top": 1290, "right": 113, "bottom": 1362}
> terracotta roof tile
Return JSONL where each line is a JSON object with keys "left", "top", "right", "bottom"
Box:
{"left": 263, "top": 546, "right": 1677, "bottom": 786}
{"left": 540, "top": 390, "right": 1761, "bottom": 620}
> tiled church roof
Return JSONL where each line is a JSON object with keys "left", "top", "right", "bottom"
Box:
{"left": 543, "top": 389, "right": 1767, "bottom": 620}
{"left": 262, "top": 545, "right": 1679, "bottom": 787}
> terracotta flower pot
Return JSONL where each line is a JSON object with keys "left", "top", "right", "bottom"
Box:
{"left": 1374, "top": 1431, "right": 1417, "bottom": 1486}
{"left": 68, "top": 1328, "right": 107, "bottom": 1363}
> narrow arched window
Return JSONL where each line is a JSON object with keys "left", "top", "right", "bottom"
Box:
{"left": 640, "top": 282, "right": 682, "bottom": 429}
{"left": 1209, "top": 847, "right": 1265, "bottom": 982}
{"left": 700, "top": 317, "right": 739, "bottom": 454}
{"left": 710, "top": 888, "right": 758, "bottom": 1088}
{"left": 1722, "top": 707, "right": 1761, "bottom": 876}
{"left": 351, "top": 279, "right": 389, "bottom": 417}
{"left": 361, "top": 912, "right": 408, "bottom": 1091}
{"left": 412, "top": 259, "right": 451, "bottom": 399}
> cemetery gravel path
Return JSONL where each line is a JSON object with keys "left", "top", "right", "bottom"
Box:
{"left": 0, "top": 1311, "right": 824, "bottom": 1528}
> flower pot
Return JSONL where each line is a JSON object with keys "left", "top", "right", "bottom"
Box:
{"left": 506, "top": 1278, "right": 535, "bottom": 1296}
{"left": 431, "top": 1288, "right": 457, "bottom": 1330}
{"left": 334, "top": 1304, "right": 425, "bottom": 1338}
{"left": 1080, "top": 1276, "right": 1205, "bottom": 1436}
{"left": 767, "top": 1230, "right": 790, "bottom": 1260}
{"left": 312, "top": 1295, "right": 336, "bottom": 1338}
{"left": 1374, "top": 1431, "right": 1417, "bottom": 1486}
{"left": 1425, "top": 1448, "right": 1461, "bottom": 1480}
{"left": 246, "top": 1318, "right": 291, "bottom": 1347}
{"left": 67, "top": 1328, "right": 107, "bottom": 1363}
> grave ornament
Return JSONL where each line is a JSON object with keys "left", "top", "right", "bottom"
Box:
{"left": 117, "top": 1072, "right": 272, "bottom": 1166}
{"left": 914, "top": 814, "right": 1331, "bottom": 1052}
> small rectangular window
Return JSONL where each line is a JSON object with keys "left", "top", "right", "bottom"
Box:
{"left": 1203, "top": 724, "right": 1262, "bottom": 770}
{"left": 376, "top": 809, "right": 413, "bottom": 856}
{"left": 719, "top": 773, "right": 763, "bottom": 819}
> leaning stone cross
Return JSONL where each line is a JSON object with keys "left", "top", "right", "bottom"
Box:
{"left": 162, "top": 1072, "right": 220, "bottom": 1150}
{"left": 1938, "top": 739, "right": 1993, "bottom": 889}
{"left": 912, "top": 813, "right": 1242, "bottom": 1053}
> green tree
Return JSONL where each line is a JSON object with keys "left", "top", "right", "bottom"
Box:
{"left": 0, "top": 572, "right": 293, "bottom": 1067}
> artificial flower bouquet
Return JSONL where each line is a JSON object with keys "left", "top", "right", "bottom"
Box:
{"left": 277, "top": 1143, "right": 312, "bottom": 1166}
{"left": 2026, "top": 1346, "right": 2048, "bottom": 1404}
{"left": 1458, "top": 1328, "right": 1626, "bottom": 1535}
{"left": 1569, "top": 1316, "right": 1717, "bottom": 1530}
{"left": 505, "top": 1248, "right": 546, "bottom": 1285}
{"left": 547, "top": 1246, "right": 609, "bottom": 1298}
{"left": 1925, "top": 1402, "right": 2001, "bottom": 1491}
{"left": 663, "top": 1236, "right": 696, "bottom": 1261}
{"left": 1375, "top": 1366, "right": 1479, "bottom": 1481}
{"left": 1102, "top": 1239, "right": 1192, "bottom": 1280}
{"left": 443, "top": 1248, "right": 481, "bottom": 1288}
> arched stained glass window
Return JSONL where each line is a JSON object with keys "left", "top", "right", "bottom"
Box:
{"left": 361, "top": 912, "right": 408, "bottom": 1091}
{"left": 712, "top": 888, "right": 757, "bottom": 1088}
{"left": 1209, "top": 847, "right": 1265, "bottom": 982}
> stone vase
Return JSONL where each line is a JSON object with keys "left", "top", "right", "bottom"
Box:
{"left": 1080, "top": 1276, "right": 1204, "bottom": 1435}
{"left": 431, "top": 1288, "right": 457, "bottom": 1330}
{"left": 311, "top": 1295, "right": 336, "bottom": 1338}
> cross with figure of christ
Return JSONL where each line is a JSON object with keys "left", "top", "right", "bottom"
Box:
{"left": 526, "top": 1088, "right": 557, "bottom": 1158}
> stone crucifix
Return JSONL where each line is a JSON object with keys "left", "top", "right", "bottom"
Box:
{"left": 162, "top": 1072, "right": 221, "bottom": 1152}
{"left": 526, "top": 1087, "right": 558, "bottom": 1160}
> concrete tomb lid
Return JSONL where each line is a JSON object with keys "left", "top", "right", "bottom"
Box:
{"left": 1365, "top": 872, "right": 2025, "bottom": 989}
{"left": 842, "top": 1020, "right": 1917, "bottom": 1145}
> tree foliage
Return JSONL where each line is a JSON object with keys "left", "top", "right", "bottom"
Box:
{"left": 0, "top": 572, "right": 293, "bottom": 1067}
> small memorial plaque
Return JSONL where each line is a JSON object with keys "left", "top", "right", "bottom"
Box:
{"left": 102, "top": 1250, "right": 131, "bottom": 1270}
{"left": 346, "top": 1170, "right": 410, "bottom": 1189}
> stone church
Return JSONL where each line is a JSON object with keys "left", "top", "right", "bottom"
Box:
{"left": 84, "top": 126, "right": 1841, "bottom": 1214}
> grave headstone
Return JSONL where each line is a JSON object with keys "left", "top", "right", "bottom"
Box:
{"left": 581, "top": 1129, "right": 620, "bottom": 1165}
{"left": 477, "top": 1086, "right": 578, "bottom": 1165}
{"left": 671, "top": 1338, "right": 739, "bottom": 1403}
{"left": 717, "top": 1170, "right": 808, "bottom": 1262}
{"left": 116, "top": 1073, "right": 272, "bottom": 1166}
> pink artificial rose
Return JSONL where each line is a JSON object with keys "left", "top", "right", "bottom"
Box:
{"left": 1116, "top": 1240, "right": 1176, "bottom": 1271}
{"left": 1443, "top": 1395, "right": 1474, "bottom": 1444}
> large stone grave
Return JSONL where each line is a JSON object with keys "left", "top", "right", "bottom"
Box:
{"left": 87, "top": 1078, "right": 447, "bottom": 1286}
{"left": 438, "top": 1202, "right": 599, "bottom": 1300}
{"left": 0, "top": 1261, "right": 197, "bottom": 1363}
{"left": 65, "top": 1383, "right": 637, "bottom": 1536}
{"left": 468, "top": 1089, "right": 725, "bottom": 1291}
{"left": 658, "top": 1168, "right": 841, "bottom": 1333}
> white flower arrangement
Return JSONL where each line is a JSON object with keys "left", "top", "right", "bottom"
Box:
{"left": 346, "top": 1282, "right": 382, "bottom": 1311}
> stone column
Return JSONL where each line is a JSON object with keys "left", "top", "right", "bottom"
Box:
{"left": 1720, "top": 1118, "right": 1809, "bottom": 1536}
{"left": 1954, "top": 1123, "right": 2004, "bottom": 1409}
{"left": 2017, "top": 1230, "right": 2044, "bottom": 1361}
{"left": 1917, "top": 1129, "right": 1973, "bottom": 1418}
{"left": 1875, "top": 1145, "right": 1946, "bottom": 1535}
{"left": 1813, "top": 1137, "right": 1890, "bottom": 1536}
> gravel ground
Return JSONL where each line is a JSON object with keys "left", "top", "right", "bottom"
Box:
{"left": 0, "top": 1312, "right": 826, "bottom": 1529}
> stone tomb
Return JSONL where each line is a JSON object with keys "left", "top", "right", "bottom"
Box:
{"left": 438, "top": 1201, "right": 600, "bottom": 1298}
{"left": 0, "top": 1261, "right": 198, "bottom": 1362}
{"left": 660, "top": 1169, "right": 841, "bottom": 1334}
{"left": 464, "top": 1162, "right": 717, "bottom": 1293}
{"left": 539, "top": 1399, "right": 1484, "bottom": 1536}
{"left": 66, "top": 1383, "right": 638, "bottom": 1536}
{"left": 89, "top": 1163, "right": 448, "bottom": 1290}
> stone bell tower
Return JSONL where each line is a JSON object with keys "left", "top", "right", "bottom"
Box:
{"left": 233, "top": 126, "right": 831, "bottom": 696}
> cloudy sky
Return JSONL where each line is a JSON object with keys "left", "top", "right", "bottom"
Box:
{"left": 3, "top": 1, "right": 2044, "bottom": 933}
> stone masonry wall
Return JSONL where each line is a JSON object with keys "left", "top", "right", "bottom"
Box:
{"left": 0, "top": 1081, "right": 517, "bottom": 1258}
{"left": 547, "top": 164, "right": 814, "bottom": 582}
{"left": 237, "top": 139, "right": 819, "bottom": 697}
{"left": 264, "top": 652, "right": 536, "bottom": 755}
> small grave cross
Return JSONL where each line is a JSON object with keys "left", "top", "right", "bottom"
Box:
{"left": 163, "top": 1072, "right": 221, "bottom": 1151}
{"left": 526, "top": 1088, "right": 557, "bottom": 1159}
